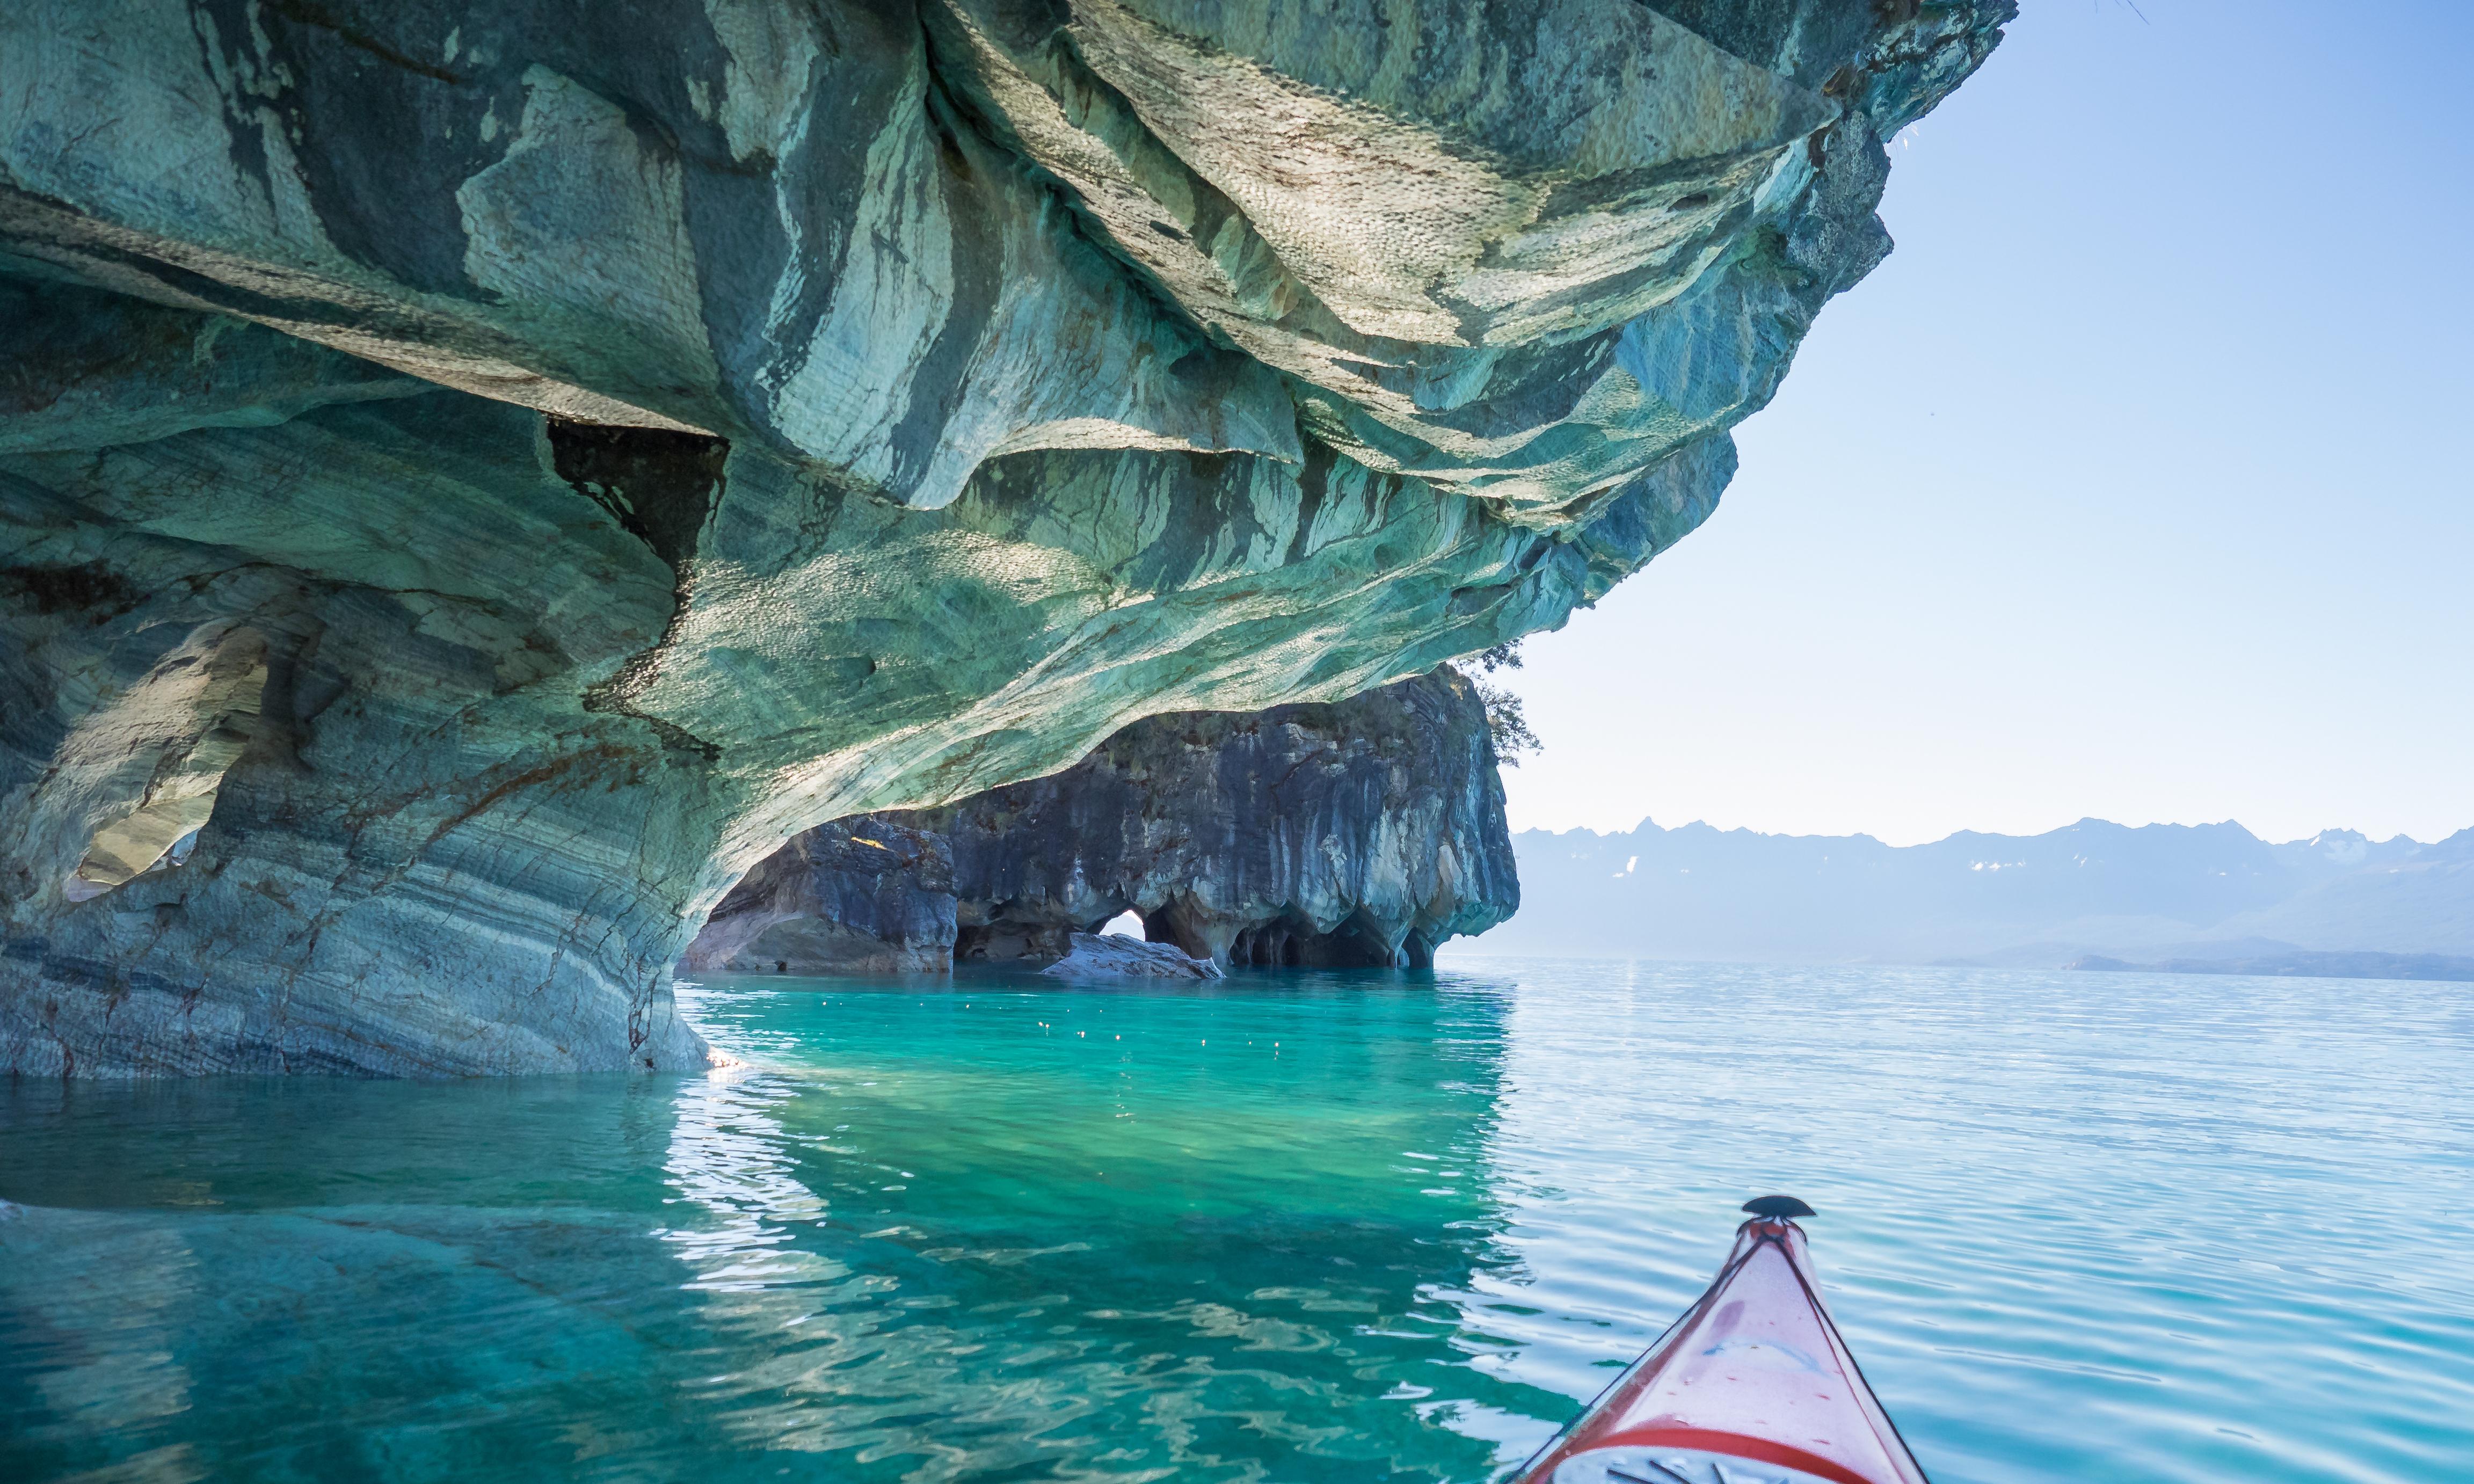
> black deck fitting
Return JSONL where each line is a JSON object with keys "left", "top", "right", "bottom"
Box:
{"left": 1741, "top": 1195, "right": 1817, "bottom": 1218}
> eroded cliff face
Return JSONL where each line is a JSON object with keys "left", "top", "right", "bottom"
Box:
{"left": 935, "top": 665, "right": 1518, "bottom": 967}
{"left": 688, "top": 667, "right": 1513, "bottom": 973}
{"left": 0, "top": 1, "right": 2009, "bottom": 1075}
{"left": 684, "top": 819, "right": 959, "bottom": 976}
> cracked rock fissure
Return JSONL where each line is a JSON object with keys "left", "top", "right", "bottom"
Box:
{"left": 0, "top": 0, "right": 2010, "bottom": 1076}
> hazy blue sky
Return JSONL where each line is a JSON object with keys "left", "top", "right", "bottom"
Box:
{"left": 1497, "top": 0, "right": 2474, "bottom": 846}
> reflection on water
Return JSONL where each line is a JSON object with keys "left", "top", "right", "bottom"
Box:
{"left": 654, "top": 977, "right": 1533, "bottom": 1480}
{"left": 3, "top": 962, "right": 2471, "bottom": 1484}
{"left": 1, "top": 973, "right": 1532, "bottom": 1483}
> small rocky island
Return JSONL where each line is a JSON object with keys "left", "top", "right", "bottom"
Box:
{"left": 0, "top": 1, "right": 2010, "bottom": 1075}
{"left": 685, "top": 666, "right": 1517, "bottom": 975}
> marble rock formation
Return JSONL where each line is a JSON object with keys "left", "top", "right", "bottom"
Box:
{"left": 0, "top": 1, "right": 2009, "bottom": 1075}
{"left": 1040, "top": 933, "right": 1223, "bottom": 981}
{"left": 680, "top": 819, "right": 956, "bottom": 975}
{"left": 687, "top": 666, "right": 1517, "bottom": 973}
{"left": 928, "top": 666, "right": 1517, "bottom": 967}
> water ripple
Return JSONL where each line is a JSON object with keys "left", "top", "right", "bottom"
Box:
{"left": 0, "top": 962, "right": 2465, "bottom": 1482}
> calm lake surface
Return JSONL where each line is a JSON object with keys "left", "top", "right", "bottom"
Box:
{"left": 4, "top": 960, "right": 2469, "bottom": 1483}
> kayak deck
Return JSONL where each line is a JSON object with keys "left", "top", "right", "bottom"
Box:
{"left": 1513, "top": 1206, "right": 1927, "bottom": 1484}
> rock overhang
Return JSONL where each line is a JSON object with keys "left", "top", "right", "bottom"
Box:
{"left": 0, "top": 0, "right": 2012, "bottom": 1075}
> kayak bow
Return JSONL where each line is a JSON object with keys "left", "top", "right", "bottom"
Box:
{"left": 1510, "top": 1197, "right": 1928, "bottom": 1484}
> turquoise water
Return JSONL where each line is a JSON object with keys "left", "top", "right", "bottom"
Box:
{"left": 3, "top": 960, "right": 2469, "bottom": 1482}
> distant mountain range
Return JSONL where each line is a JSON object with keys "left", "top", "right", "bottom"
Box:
{"left": 2068, "top": 950, "right": 2474, "bottom": 982}
{"left": 1473, "top": 818, "right": 2474, "bottom": 974}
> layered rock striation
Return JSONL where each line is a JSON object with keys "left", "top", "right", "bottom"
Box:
{"left": 0, "top": 2, "right": 2009, "bottom": 1074}
{"left": 681, "top": 819, "right": 957, "bottom": 976}
{"left": 931, "top": 666, "right": 1518, "bottom": 967}
{"left": 686, "top": 667, "right": 1516, "bottom": 973}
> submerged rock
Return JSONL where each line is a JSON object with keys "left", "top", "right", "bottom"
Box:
{"left": 1040, "top": 933, "right": 1223, "bottom": 981}
{"left": 0, "top": 2, "right": 2010, "bottom": 1075}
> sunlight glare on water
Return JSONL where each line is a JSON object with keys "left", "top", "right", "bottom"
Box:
{"left": 2, "top": 961, "right": 2468, "bottom": 1482}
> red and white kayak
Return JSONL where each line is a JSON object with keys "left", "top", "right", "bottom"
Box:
{"left": 1510, "top": 1197, "right": 1929, "bottom": 1484}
